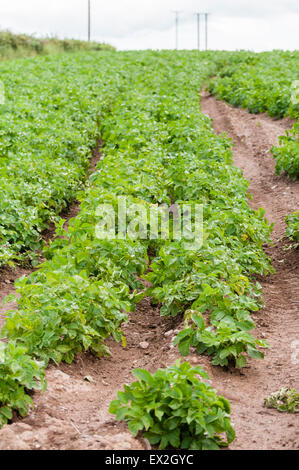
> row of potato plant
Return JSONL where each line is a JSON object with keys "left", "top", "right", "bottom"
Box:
{"left": 207, "top": 50, "right": 299, "bottom": 179}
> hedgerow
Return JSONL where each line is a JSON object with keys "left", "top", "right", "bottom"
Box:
{"left": 0, "top": 30, "right": 114, "bottom": 60}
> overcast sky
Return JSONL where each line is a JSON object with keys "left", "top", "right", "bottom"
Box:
{"left": 0, "top": 0, "right": 298, "bottom": 51}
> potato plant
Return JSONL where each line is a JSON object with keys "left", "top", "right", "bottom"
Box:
{"left": 109, "top": 361, "right": 235, "bottom": 450}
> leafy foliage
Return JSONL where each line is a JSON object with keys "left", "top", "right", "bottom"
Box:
{"left": 0, "top": 342, "right": 46, "bottom": 427}
{"left": 207, "top": 51, "right": 299, "bottom": 179}
{"left": 272, "top": 123, "right": 299, "bottom": 179}
{"left": 0, "top": 52, "right": 119, "bottom": 267}
{"left": 264, "top": 388, "right": 299, "bottom": 413}
{"left": 286, "top": 211, "right": 299, "bottom": 246}
{"left": 173, "top": 311, "right": 268, "bottom": 368}
{"left": 109, "top": 361, "right": 235, "bottom": 450}
{"left": 207, "top": 51, "right": 299, "bottom": 119}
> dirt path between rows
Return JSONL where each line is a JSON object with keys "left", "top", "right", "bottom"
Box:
{"left": 0, "top": 96, "right": 298, "bottom": 450}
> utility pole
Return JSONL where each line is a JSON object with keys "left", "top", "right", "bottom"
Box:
{"left": 88, "top": 0, "right": 91, "bottom": 42}
{"left": 196, "top": 13, "right": 210, "bottom": 51}
{"left": 205, "top": 13, "right": 209, "bottom": 50}
{"left": 196, "top": 13, "right": 200, "bottom": 51}
{"left": 172, "top": 11, "right": 180, "bottom": 50}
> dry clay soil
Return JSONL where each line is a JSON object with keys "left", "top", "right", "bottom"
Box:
{"left": 0, "top": 93, "right": 298, "bottom": 450}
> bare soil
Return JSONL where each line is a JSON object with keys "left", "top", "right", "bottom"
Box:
{"left": 0, "top": 99, "right": 298, "bottom": 450}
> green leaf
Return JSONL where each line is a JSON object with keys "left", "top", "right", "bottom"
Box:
{"left": 236, "top": 355, "right": 247, "bottom": 368}
{"left": 178, "top": 338, "right": 191, "bottom": 356}
{"left": 168, "top": 429, "right": 180, "bottom": 448}
{"left": 128, "top": 420, "right": 144, "bottom": 436}
{"left": 202, "top": 438, "right": 219, "bottom": 450}
{"left": 133, "top": 369, "right": 154, "bottom": 385}
{"left": 0, "top": 407, "right": 13, "bottom": 420}
{"left": 191, "top": 313, "right": 205, "bottom": 330}
{"left": 247, "top": 346, "right": 264, "bottom": 360}
{"left": 109, "top": 400, "right": 121, "bottom": 414}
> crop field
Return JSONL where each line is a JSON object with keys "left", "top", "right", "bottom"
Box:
{"left": 0, "top": 49, "right": 298, "bottom": 450}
